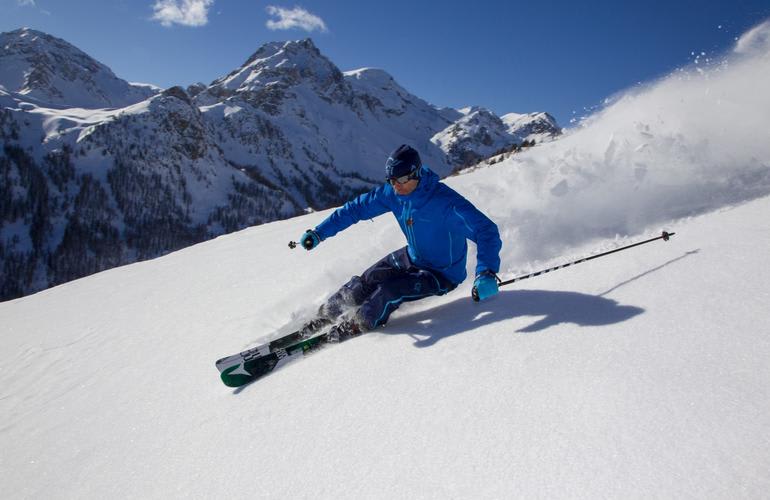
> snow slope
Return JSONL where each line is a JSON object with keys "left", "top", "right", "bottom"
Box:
{"left": 2, "top": 19, "right": 770, "bottom": 500}
{"left": 1, "top": 182, "right": 769, "bottom": 499}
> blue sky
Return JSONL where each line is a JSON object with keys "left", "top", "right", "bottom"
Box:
{"left": 3, "top": 0, "right": 769, "bottom": 126}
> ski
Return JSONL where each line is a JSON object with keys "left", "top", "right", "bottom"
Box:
{"left": 214, "top": 318, "right": 331, "bottom": 372}
{"left": 217, "top": 332, "right": 332, "bottom": 387}
{"left": 215, "top": 318, "right": 363, "bottom": 387}
{"left": 215, "top": 330, "right": 304, "bottom": 372}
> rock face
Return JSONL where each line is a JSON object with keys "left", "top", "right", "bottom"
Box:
{"left": 0, "top": 29, "right": 560, "bottom": 301}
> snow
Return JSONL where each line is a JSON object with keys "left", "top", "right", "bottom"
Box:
{"left": 344, "top": 67, "right": 423, "bottom": 113}
{"left": 1, "top": 192, "right": 769, "bottom": 498}
{"left": 734, "top": 19, "right": 770, "bottom": 55}
{"left": 2, "top": 21, "right": 770, "bottom": 500}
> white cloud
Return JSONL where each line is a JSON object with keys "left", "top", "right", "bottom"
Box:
{"left": 17, "top": 0, "right": 50, "bottom": 15}
{"left": 266, "top": 6, "right": 328, "bottom": 33}
{"left": 151, "top": 0, "right": 214, "bottom": 27}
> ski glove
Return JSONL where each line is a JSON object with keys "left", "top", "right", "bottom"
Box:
{"left": 472, "top": 270, "right": 499, "bottom": 302}
{"left": 300, "top": 229, "right": 321, "bottom": 250}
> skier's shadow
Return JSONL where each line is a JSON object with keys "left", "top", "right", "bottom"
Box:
{"left": 384, "top": 250, "right": 699, "bottom": 347}
{"left": 384, "top": 289, "right": 644, "bottom": 348}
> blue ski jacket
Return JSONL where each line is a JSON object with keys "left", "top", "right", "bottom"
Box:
{"left": 314, "top": 167, "right": 502, "bottom": 284}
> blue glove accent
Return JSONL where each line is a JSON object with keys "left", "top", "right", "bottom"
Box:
{"left": 473, "top": 271, "right": 499, "bottom": 301}
{"left": 300, "top": 229, "right": 321, "bottom": 250}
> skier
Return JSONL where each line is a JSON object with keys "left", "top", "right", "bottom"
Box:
{"left": 298, "top": 144, "right": 502, "bottom": 341}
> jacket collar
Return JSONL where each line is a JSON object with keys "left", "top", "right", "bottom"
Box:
{"left": 390, "top": 166, "right": 439, "bottom": 208}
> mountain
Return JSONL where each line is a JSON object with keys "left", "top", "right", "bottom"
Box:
{"left": 0, "top": 29, "right": 560, "bottom": 302}
{"left": 0, "top": 28, "right": 158, "bottom": 108}
{"left": 432, "top": 106, "right": 513, "bottom": 166}
{"left": 501, "top": 111, "right": 560, "bottom": 142}
{"left": 193, "top": 40, "right": 466, "bottom": 207}
{"left": 433, "top": 107, "right": 561, "bottom": 167}
{"left": 0, "top": 85, "right": 297, "bottom": 299}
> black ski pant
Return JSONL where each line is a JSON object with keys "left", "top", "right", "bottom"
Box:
{"left": 321, "top": 246, "right": 457, "bottom": 330}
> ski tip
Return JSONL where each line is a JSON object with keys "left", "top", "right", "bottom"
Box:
{"left": 220, "top": 365, "right": 254, "bottom": 388}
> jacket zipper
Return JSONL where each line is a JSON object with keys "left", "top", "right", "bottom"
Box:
{"left": 404, "top": 202, "right": 419, "bottom": 259}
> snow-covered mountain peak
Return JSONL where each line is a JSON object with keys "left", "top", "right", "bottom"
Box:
{"left": 457, "top": 105, "right": 487, "bottom": 116}
{"left": 501, "top": 111, "right": 561, "bottom": 142}
{"left": 460, "top": 106, "right": 501, "bottom": 122}
{"left": 433, "top": 107, "right": 562, "bottom": 167}
{"left": 344, "top": 66, "right": 434, "bottom": 103}
{"left": 344, "top": 67, "right": 416, "bottom": 113}
{"left": 432, "top": 106, "right": 513, "bottom": 166}
{"left": 244, "top": 38, "right": 322, "bottom": 67}
{"left": 208, "top": 38, "right": 344, "bottom": 96}
{"left": 344, "top": 67, "right": 396, "bottom": 86}
{"left": 501, "top": 111, "right": 556, "bottom": 126}
{"left": 444, "top": 107, "right": 509, "bottom": 143}
{"left": 0, "top": 28, "right": 158, "bottom": 109}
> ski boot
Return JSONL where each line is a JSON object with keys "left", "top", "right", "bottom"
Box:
{"left": 299, "top": 317, "right": 332, "bottom": 338}
{"left": 327, "top": 319, "right": 364, "bottom": 343}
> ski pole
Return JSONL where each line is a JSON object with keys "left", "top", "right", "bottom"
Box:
{"left": 473, "top": 230, "right": 675, "bottom": 301}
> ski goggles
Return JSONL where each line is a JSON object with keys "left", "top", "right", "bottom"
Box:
{"left": 387, "top": 172, "right": 419, "bottom": 185}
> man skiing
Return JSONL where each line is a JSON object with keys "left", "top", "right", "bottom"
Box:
{"left": 298, "top": 144, "right": 502, "bottom": 342}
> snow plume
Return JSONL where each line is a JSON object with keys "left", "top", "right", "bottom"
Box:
{"left": 734, "top": 19, "right": 770, "bottom": 56}
{"left": 457, "top": 20, "right": 770, "bottom": 270}
{"left": 266, "top": 6, "right": 328, "bottom": 33}
{"left": 151, "top": 0, "right": 213, "bottom": 27}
